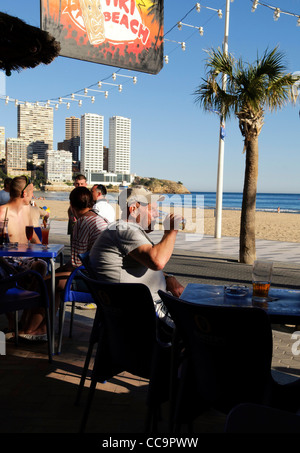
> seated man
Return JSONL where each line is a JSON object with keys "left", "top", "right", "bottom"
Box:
{"left": 0, "top": 176, "right": 47, "bottom": 337}
{"left": 68, "top": 174, "right": 87, "bottom": 243}
{"left": 1, "top": 185, "right": 107, "bottom": 339}
{"left": 91, "top": 184, "right": 115, "bottom": 223}
{"left": 89, "top": 186, "right": 184, "bottom": 327}
{"left": 0, "top": 176, "right": 42, "bottom": 245}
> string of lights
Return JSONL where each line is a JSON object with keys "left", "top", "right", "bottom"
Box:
{"left": 9, "top": 2, "right": 297, "bottom": 111}
{"left": 0, "top": 3, "right": 225, "bottom": 110}
{"left": 0, "top": 2, "right": 228, "bottom": 110}
{"left": 251, "top": 1, "right": 300, "bottom": 25}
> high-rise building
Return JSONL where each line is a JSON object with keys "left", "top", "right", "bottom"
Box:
{"left": 80, "top": 113, "right": 104, "bottom": 174}
{"left": 6, "top": 138, "right": 28, "bottom": 175}
{"left": 65, "top": 116, "right": 80, "bottom": 161}
{"left": 17, "top": 103, "right": 53, "bottom": 159}
{"left": 103, "top": 146, "right": 109, "bottom": 171}
{"left": 108, "top": 116, "right": 131, "bottom": 174}
{"left": 45, "top": 149, "right": 72, "bottom": 183}
{"left": 0, "top": 127, "right": 5, "bottom": 161}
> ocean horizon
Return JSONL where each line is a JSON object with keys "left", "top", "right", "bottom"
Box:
{"left": 33, "top": 190, "right": 300, "bottom": 214}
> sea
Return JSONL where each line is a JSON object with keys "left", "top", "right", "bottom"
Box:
{"left": 32, "top": 190, "right": 300, "bottom": 214}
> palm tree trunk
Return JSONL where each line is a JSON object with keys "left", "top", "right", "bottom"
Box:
{"left": 239, "top": 136, "right": 259, "bottom": 264}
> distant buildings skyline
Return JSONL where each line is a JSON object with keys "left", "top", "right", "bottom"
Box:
{"left": 0, "top": 104, "right": 133, "bottom": 185}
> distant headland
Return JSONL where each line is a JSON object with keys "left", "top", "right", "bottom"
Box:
{"left": 43, "top": 176, "right": 190, "bottom": 194}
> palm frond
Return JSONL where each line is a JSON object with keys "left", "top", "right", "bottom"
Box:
{"left": 194, "top": 46, "right": 296, "bottom": 125}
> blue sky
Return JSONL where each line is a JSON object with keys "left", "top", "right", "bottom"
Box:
{"left": 1, "top": 0, "right": 300, "bottom": 193}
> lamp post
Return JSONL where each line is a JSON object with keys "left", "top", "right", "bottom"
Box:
{"left": 215, "top": 0, "right": 232, "bottom": 238}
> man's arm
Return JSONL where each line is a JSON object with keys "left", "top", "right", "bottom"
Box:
{"left": 129, "top": 213, "right": 182, "bottom": 271}
{"left": 129, "top": 229, "right": 178, "bottom": 270}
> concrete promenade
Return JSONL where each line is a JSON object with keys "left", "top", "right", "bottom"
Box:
{"left": 0, "top": 220, "right": 300, "bottom": 434}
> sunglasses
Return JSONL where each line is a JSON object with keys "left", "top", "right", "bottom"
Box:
{"left": 21, "top": 176, "right": 31, "bottom": 196}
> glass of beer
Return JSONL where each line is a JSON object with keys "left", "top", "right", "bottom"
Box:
{"left": 252, "top": 260, "right": 273, "bottom": 301}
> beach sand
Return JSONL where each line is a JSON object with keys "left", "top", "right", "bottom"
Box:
{"left": 41, "top": 199, "right": 300, "bottom": 243}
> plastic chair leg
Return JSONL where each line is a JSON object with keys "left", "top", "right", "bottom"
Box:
{"left": 57, "top": 300, "right": 66, "bottom": 355}
{"left": 79, "top": 377, "right": 97, "bottom": 433}
{"left": 75, "top": 340, "right": 96, "bottom": 406}
{"left": 69, "top": 300, "right": 75, "bottom": 338}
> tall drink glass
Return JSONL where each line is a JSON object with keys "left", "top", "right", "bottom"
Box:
{"left": 252, "top": 260, "right": 273, "bottom": 301}
{"left": 40, "top": 217, "right": 50, "bottom": 247}
{"left": 0, "top": 220, "right": 9, "bottom": 246}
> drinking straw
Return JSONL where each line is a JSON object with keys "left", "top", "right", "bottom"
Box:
{"left": 2, "top": 207, "right": 7, "bottom": 241}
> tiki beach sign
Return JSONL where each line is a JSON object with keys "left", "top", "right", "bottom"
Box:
{"left": 40, "top": 0, "right": 164, "bottom": 74}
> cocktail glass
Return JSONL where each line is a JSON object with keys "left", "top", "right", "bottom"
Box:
{"left": 40, "top": 217, "right": 50, "bottom": 248}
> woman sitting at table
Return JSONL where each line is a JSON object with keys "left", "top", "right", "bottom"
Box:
{"left": 16, "top": 186, "right": 108, "bottom": 341}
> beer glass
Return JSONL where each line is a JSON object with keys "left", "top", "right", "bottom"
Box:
{"left": 252, "top": 260, "right": 273, "bottom": 301}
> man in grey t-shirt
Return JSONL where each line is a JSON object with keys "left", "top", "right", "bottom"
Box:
{"left": 89, "top": 186, "right": 184, "bottom": 326}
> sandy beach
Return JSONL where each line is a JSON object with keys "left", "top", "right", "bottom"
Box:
{"left": 41, "top": 199, "right": 300, "bottom": 243}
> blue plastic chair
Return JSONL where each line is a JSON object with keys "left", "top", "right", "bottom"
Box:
{"left": 57, "top": 265, "right": 95, "bottom": 354}
{"left": 0, "top": 269, "right": 53, "bottom": 362}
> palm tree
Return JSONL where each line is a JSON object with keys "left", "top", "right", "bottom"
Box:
{"left": 194, "top": 47, "right": 298, "bottom": 264}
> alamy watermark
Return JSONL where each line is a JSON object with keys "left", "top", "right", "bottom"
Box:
{"left": 0, "top": 331, "right": 6, "bottom": 355}
{"left": 106, "top": 191, "right": 204, "bottom": 240}
{"left": 291, "top": 331, "right": 300, "bottom": 356}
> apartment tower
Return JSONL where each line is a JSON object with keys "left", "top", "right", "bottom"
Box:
{"left": 80, "top": 113, "right": 104, "bottom": 174}
{"left": 17, "top": 103, "right": 53, "bottom": 159}
{"left": 6, "top": 138, "right": 28, "bottom": 175}
{"left": 65, "top": 116, "right": 80, "bottom": 161}
{"left": 45, "top": 149, "right": 72, "bottom": 183}
{"left": 0, "top": 126, "right": 5, "bottom": 161}
{"left": 108, "top": 116, "right": 131, "bottom": 174}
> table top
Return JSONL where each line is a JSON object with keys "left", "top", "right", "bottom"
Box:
{"left": 0, "top": 243, "right": 64, "bottom": 258}
{"left": 181, "top": 283, "right": 300, "bottom": 323}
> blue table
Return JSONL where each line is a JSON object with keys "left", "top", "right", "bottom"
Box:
{"left": 0, "top": 244, "right": 64, "bottom": 353}
{"left": 181, "top": 283, "right": 300, "bottom": 324}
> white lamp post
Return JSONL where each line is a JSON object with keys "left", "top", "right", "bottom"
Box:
{"left": 215, "top": 0, "right": 232, "bottom": 238}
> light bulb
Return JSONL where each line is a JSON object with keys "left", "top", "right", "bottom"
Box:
{"left": 274, "top": 8, "right": 280, "bottom": 21}
{"left": 252, "top": 0, "right": 258, "bottom": 12}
